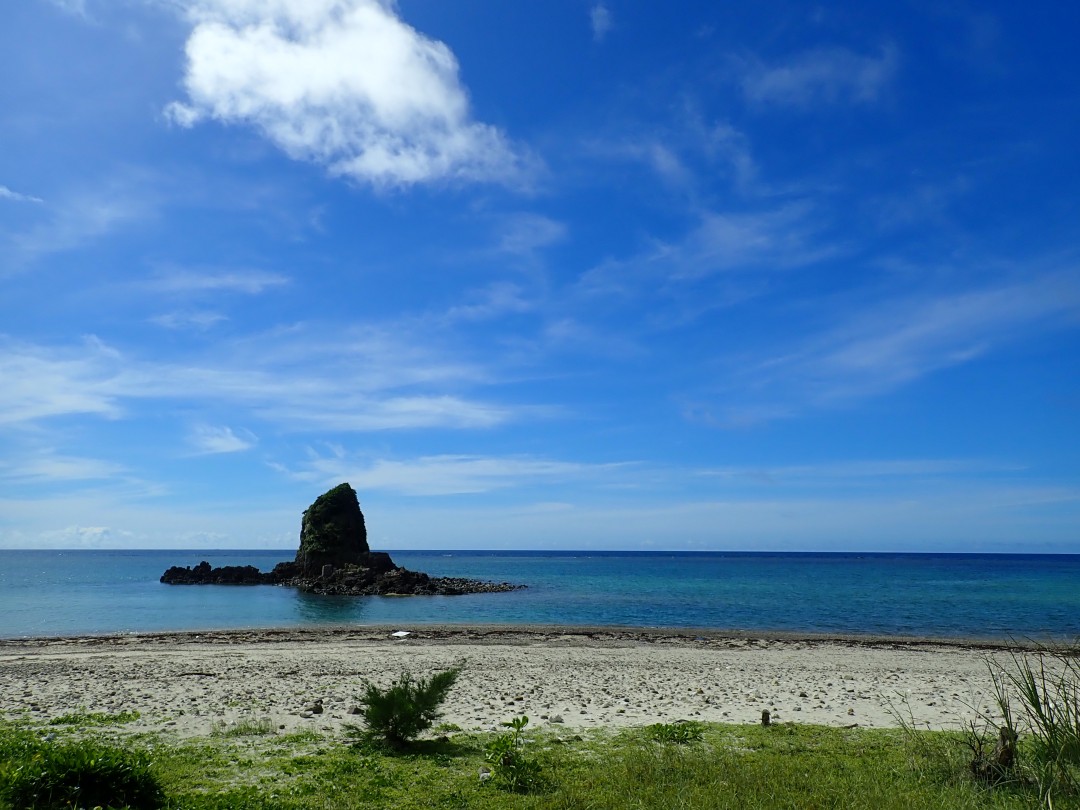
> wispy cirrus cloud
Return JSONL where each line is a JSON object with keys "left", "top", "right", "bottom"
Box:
{"left": 166, "top": 0, "right": 533, "bottom": 188}
{"left": 590, "top": 3, "right": 613, "bottom": 43}
{"left": 287, "top": 451, "right": 632, "bottom": 495}
{"left": 698, "top": 458, "right": 1024, "bottom": 486}
{"left": 146, "top": 267, "right": 289, "bottom": 295}
{"left": 149, "top": 310, "right": 229, "bottom": 330}
{"left": 443, "top": 282, "right": 535, "bottom": 323}
{"left": 739, "top": 45, "right": 899, "bottom": 108}
{"left": 0, "top": 325, "right": 527, "bottom": 433}
{"left": 187, "top": 424, "right": 257, "bottom": 454}
{"left": 494, "top": 213, "right": 567, "bottom": 257}
{"left": 578, "top": 202, "right": 834, "bottom": 301}
{"left": 0, "top": 185, "right": 44, "bottom": 204}
{"left": 0, "top": 336, "right": 125, "bottom": 425}
{"left": 0, "top": 450, "right": 127, "bottom": 484}
{"left": 712, "top": 269, "right": 1080, "bottom": 423}
{"left": 43, "top": 0, "right": 89, "bottom": 18}
{"left": 3, "top": 179, "right": 155, "bottom": 271}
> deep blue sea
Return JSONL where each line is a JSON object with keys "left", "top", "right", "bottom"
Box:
{"left": 1, "top": 550, "right": 1078, "bottom": 640}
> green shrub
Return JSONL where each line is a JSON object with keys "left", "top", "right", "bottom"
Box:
{"left": 0, "top": 733, "right": 163, "bottom": 809}
{"left": 646, "top": 720, "right": 704, "bottom": 745}
{"left": 483, "top": 715, "right": 543, "bottom": 793}
{"left": 356, "top": 667, "right": 460, "bottom": 749}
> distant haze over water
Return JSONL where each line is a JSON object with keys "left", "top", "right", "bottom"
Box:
{"left": 1, "top": 550, "right": 1078, "bottom": 640}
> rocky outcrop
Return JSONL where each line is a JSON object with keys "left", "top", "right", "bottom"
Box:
{"left": 160, "top": 562, "right": 270, "bottom": 585}
{"left": 160, "top": 483, "right": 523, "bottom": 596}
{"left": 294, "top": 482, "right": 370, "bottom": 575}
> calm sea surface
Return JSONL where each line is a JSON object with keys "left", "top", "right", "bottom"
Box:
{"left": 1, "top": 550, "right": 1078, "bottom": 640}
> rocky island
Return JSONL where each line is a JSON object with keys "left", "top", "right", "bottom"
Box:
{"left": 160, "top": 483, "right": 523, "bottom": 596}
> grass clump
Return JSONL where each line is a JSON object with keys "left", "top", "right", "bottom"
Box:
{"left": 211, "top": 716, "right": 276, "bottom": 738}
{"left": 48, "top": 709, "right": 141, "bottom": 727}
{"left": 0, "top": 725, "right": 163, "bottom": 809}
{"left": 987, "top": 643, "right": 1080, "bottom": 805}
{"left": 354, "top": 667, "right": 460, "bottom": 749}
{"left": 646, "top": 720, "right": 705, "bottom": 745}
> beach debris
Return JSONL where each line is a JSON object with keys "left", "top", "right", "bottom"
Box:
{"left": 391, "top": 630, "right": 411, "bottom": 638}
{"left": 761, "top": 709, "right": 771, "bottom": 726}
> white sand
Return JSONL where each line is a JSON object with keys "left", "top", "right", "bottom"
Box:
{"left": 0, "top": 627, "right": 1015, "bottom": 740}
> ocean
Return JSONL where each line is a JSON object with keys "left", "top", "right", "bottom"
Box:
{"left": 1, "top": 549, "right": 1078, "bottom": 641}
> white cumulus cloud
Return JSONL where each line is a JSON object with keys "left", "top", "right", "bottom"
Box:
{"left": 166, "top": 0, "right": 530, "bottom": 188}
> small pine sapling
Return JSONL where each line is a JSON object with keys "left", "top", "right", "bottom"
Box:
{"left": 358, "top": 667, "right": 461, "bottom": 748}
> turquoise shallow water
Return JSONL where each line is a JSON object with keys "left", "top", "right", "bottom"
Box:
{"left": 1, "top": 550, "right": 1078, "bottom": 640}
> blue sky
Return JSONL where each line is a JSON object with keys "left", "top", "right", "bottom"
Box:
{"left": 2, "top": 0, "right": 1078, "bottom": 552}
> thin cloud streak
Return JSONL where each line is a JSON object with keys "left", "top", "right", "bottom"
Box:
{"left": 739, "top": 45, "right": 899, "bottom": 108}
{"left": 578, "top": 202, "right": 835, "bottom": 301}
{"left": 188, "top": 424, "right": 257, "bottom": 454}
{"left": 720, "top": 269, "right": 1080, "bottom": 421}
{"left": 0, "top": 329, "right": 527, "bottom": 432}
{"left": 292, "top": 452, "right": 632, "bottom": 495}
{"left": 4, "top": 180, "right": 155, "bottom": 271}
{"left": 0, "top": 452, "right": 127, "bottom": 484}
{"left": 0, "top": 185, "right": 45, "bottom": 204}
{"left": 146, "top": 268, "right": 289, "bottom": 295}
{"left": 590, "top": 3, "right": 612, "bottom": 43}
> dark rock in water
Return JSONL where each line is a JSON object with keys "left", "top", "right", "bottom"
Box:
{"left": 161, "top": 562, "right": 271, "bottom": 585}
{"left": 160, "top": 483, "right": 524, "bottom": 596}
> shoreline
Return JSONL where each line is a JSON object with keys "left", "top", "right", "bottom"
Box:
{"left": 0, "top": 623, "right": 1060, "bottom": 650}
{"left": 0, "top": 624, "right": 1040, "bottom": 740}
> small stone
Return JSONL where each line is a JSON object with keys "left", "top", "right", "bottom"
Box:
{"left": 550, "top": 715, "right": 564, "bottom": 724}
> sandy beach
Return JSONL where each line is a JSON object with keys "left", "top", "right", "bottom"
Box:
{"left": 0, "top": 626, "right": 1016, "bottom": 740}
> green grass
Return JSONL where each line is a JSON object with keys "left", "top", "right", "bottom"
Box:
{"left": 48, "top": 709, "right": 141, "bottom": 727}
{"left": 1, "top": 718, "right": 1071, "bottom": 809}
{"left": 211, "top": 715, "right": 277, "bottom": 737}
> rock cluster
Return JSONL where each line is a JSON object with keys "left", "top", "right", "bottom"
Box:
{"left": 161, "top": 483, "right": 523, "bottom": 596}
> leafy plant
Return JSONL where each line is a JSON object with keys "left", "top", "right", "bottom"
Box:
{"left": 356, "top": 667, "right": 460, "bottom": 749}
{"left": 483, "top": 715, "right": 543, "bottom": 793}
{"left": 0, "top": 732, "right": 163, "bottom": 809}
{"left": 646, "top": 721, "right": 704, "bottom": 745}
